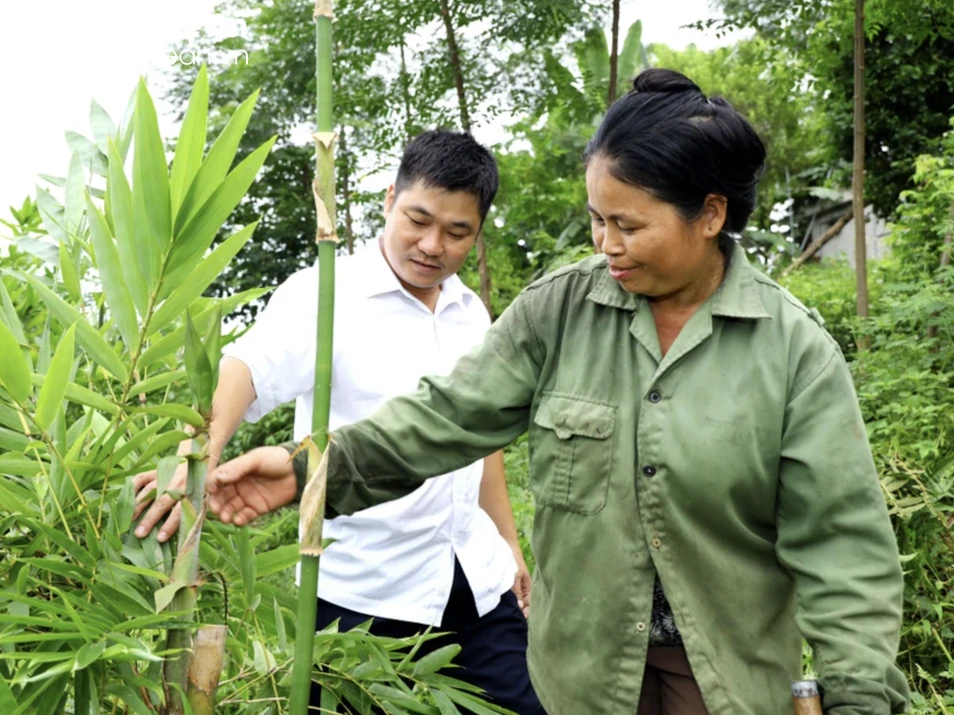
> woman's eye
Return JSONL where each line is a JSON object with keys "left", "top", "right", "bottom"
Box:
{"left": 620, "top": 226, "right": 637, "bottom": 234}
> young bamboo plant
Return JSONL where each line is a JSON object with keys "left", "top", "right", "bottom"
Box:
{"left": 155, "top": 308, "right": 223, "bottom": 715}
{"left": 288, "top": 1, "right": 337, "bottom": 713}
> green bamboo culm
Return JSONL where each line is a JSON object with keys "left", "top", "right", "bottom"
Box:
{"left": 288, "top": 1, "right": 337, "bottom": 713}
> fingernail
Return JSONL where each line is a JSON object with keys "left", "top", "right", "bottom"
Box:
{"left": 135, "top": 528, "right": 145, "bottom": 537}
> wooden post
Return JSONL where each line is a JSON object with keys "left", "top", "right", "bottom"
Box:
{"left": 792, "top": 680, "right": 824, "bottom": 715}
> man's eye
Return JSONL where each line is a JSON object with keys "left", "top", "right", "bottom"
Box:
{"left": 409, "top": 217, "right": 426, "bottom": 227}
{"left": 592, "top": 217, "right": 605, "bottom": 226}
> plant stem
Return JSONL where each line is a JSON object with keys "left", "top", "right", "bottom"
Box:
{"left": 163, "top": 432, "right": 209, "bottom": 715}
{"left": 289, "top": 3, "right": 335, "bottom": 714}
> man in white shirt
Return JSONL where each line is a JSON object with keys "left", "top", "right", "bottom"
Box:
{"left": 132, "top": 130, "right": 543, "bottom": 713}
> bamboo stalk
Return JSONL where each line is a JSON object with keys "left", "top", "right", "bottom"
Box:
{"left": 186, "top": 624, "right": 229, "bottom": 715}
{"left": 288, "top": 2, "right": 336, "bottom": 713}
{"left": 163, "top": 432, "right": 209, "bottom": 715}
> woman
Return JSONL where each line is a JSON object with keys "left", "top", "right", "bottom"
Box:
{"left": 205, "top": 70, "right": 909, "bottom": 715}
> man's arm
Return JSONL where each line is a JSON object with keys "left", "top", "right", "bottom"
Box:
{"left": 480, "top": 450, "right": 532, "bottom": 617}
{"left": 133, "top": 357, "right": 256, "bottom": 540}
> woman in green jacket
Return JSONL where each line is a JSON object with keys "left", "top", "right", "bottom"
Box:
{"left": 203, "top": 69, "right": 909, "bottom": 715}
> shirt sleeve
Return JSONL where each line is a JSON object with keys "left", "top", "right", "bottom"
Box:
{"left": 223, "top": 266, "right": 317, "bottom": 423}
{"left": 318, "top": 291, "right": 544, "bottom": 518}
{"left": 775, "top": 345, "right": 910, "bottom": 714}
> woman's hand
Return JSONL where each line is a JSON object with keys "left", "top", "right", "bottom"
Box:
{"left": 206, "top": 446, "right": 298, "bottom": 526}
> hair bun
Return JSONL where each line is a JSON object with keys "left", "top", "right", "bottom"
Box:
{"left": 631, "top": 68, "right": 702, "bottom": 96}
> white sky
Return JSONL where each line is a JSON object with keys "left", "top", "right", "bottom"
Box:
{"left": 0, "top": 0, "right": 741, "bottom": 216}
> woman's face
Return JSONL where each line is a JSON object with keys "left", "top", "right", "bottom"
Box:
{"left": 585, "top": 155, "right": 727, "bottom": 300}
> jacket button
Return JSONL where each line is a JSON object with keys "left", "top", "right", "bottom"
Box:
{"left": 651, "top": 536, "right": 662, "bottom": 548}
{"left": 636, "top": 622, "right": 646, "bottom": 632}
{"left": 648, "top": 391, "right": 662, "bottom": 403}
{"left": 643, "top": 465, "right": 657, "bottom": 477}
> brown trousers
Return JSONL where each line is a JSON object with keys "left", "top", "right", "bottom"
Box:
{"left": 637, "top": 646, "right": 711, "bottom": 715}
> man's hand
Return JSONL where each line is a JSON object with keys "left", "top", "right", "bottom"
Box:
{"left": 133, "top": 460, "right": 204, "bottom": 542}
{"left": 207, "top": 446, "right": 298, "bottom": 526}
{"left": 512, "top": 544, "right": 532, "bottom": 619}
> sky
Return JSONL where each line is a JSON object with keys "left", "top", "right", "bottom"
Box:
{"left": 0, "top": 0, "right": 743, "bottom": 218}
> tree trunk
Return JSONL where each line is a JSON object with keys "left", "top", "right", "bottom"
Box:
{"left": 782, "top": 208, "right": 853, "bottom": 276}
{"left": 853, "top": 0, "right": 869, "bottom": 322}
{"left": 438, "top": 0, "right": 493, "bottom": 316}
{"left": 608, "top": 0, "right": 621, "bottom": 105}
{"left": 340, "top": 126, "right": 355, "bottom": 255}
{"left": 399, "top": 39, "right": 414, "bottom": 144}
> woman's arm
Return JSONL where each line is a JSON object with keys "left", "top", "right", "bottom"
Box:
{"left": 309, "top": 293, "right": 546, "bottom": 518}
{"left": 775, "top": 347, "right": 909, "bottom": 714}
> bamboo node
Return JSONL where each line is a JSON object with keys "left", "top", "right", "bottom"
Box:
{"left": 313, "top": 0, "right": 334, "bottom": 20}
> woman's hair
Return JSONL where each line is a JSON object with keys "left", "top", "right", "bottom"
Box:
{"left": 585, "top": 68, "right": 766, "bottom": 249}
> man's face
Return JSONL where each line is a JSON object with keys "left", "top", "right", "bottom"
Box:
{"left": 380, "top": 180, "right": 482, "bottom": 291}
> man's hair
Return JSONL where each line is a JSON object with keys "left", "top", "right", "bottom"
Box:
{"left": 394, "top": 130, "right": 499, "bottom": 222}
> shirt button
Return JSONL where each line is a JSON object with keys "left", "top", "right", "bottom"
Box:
{"left": 636, "top": 622, "right": 646, "bottom": 633}
{"left": 651, "top": 536, "right": 662, "bottom": 548}
{"left": 642, "top": 465, "right": 657, "bottom": 477}
{"left": 648, "top": 391, "right": 662, "bottom": 403}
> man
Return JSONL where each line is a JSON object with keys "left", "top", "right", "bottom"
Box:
{"left": 132, "top": 130, "right": 543, "bottom": 713}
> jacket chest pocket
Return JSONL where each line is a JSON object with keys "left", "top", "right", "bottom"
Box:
{"left": 529, "top": 393, "right": 616, "bottom": 515}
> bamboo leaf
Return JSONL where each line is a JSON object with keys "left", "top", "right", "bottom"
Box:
{"left": 0, "top": 278, "right": 28, "bottom": 346}
{"left": 106, "top": 137, "right": 148, "bottom": 315}
{"left": 130, "top": 370, "right": 186, "bottom": 396}
{"left": 89, "top": 99, "right": 117, "bottom": 154}
{"left": 64, "top": 152, "right": 86, "bottom": 234}
{"left": 74, "top": 642, "right": 105, "bottom": 671}
{"left": 128, "top": 430, "right": 190, "bottom": 472}
{"left": 154, "top": 580, "right": 186, "bottom": 614}
{"left": 132, "top": 404, "right": 204, "bottom": 428}
{"left": 30, "top": 374, "right": 120, "bottom": 416}
{"left": 411, "top": 644, "right": 460, "bottom": 677}
{"left": 204, "top": 305, "right": 222, "bottom": 392}
{"left": 149, "top": 221, "right": 257, "bottom": 332}
{"left": 138, "top": 287, "right": 268, "bottom": 368}
{"left": 24, "top": 274, "right": 129, "bottom": 382}
{"left": 110, "top": 418, "right": 171, "bottom": 467}
{"left": 0, "top": 319, "right": 32, "bottom": 404}
{"left": 156, "top": 455, "right": 181, "bottom": 498}
{"left": 175, "top": 89, "right": 261, "bottom": 233}
{"left": 57, "top": 242, "right": 81, "bottom": 303}
{"left": 0, "top": 676, "right": 17, "bottom": 712}
{"left": 133, "top": 79, "right": 171, "bottom": 255}
{"left": 165, "top": 136, "right": 277, "bottom": 280}
{"left": 65, "top": 131, "right": 109, "bottom": 177}
{"left": 169, "top": 64, "right": 208, "bottom": 220}
{"left": 86, "top": 196, "right": 139, "bottom": 351}
{"left": 184, "top": 311, "right": 213, "bottom": 416}
{"left": 35, "top": 188, "right": 67, "bottom": 243}
{"left": 34, "top": 323, "right": 76, "bottom": 431}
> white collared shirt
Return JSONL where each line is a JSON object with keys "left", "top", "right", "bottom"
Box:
{"left": 224, "top": 241, "right": 516, "bottom": 625}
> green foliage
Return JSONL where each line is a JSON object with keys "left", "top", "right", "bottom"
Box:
{"left": 783, "top": 131, "right": 954, "bottom": 711}
{"left": 0, "top": 74, "right": 496, "bottom": 715}
{"left": 649, "top": 39, "right": 826, "bottom": 234}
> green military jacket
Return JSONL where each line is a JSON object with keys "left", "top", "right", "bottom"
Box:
{"left": 316, "top": 243, "right": 909, "bottom": 715}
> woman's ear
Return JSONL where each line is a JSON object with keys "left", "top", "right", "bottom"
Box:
{"left": 701, "top": 194, "right": 728, "bottom": 239}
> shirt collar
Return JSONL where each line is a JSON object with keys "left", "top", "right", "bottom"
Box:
{"left": 357, "top": 237, "right": 469, "bottom": 309}
{"left": 585, "top": 242, "right": 770, "bottom": 320}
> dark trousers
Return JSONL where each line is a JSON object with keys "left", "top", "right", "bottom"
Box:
{"left": 311, "top": 558, "right": 545, "bottom": 714}
{"left": 637, "top": 646, "right": 710, "bottom": 715}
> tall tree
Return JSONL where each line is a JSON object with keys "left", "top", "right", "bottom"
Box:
{"left": 164, "top": 0, "right": 605, "bottom": 319}
{"left": 437, "top": 0, "right": 492, "bottom": 313}
{"left": 852, "top": 0, "right": 868, "bottom": 319}
{"left": 608, "top": 0, "right": 621, "bottom": 104}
